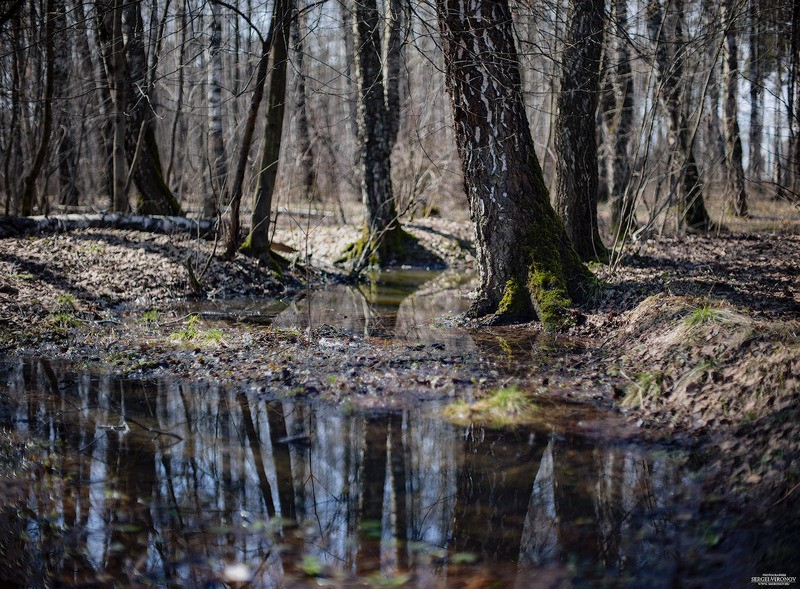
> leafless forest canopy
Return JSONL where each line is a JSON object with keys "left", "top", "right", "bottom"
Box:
{"left": 1, "top": 0, "right": 798, "bottom": 232}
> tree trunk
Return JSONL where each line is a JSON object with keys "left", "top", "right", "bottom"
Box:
{"left": 554, "top": 0, "right": 607, "bottom": 262}
{"left": 3, "top": 10, "right": 24, "bottom": 214}
{"left": 706, "top": 57, "right": 728, "bottom": 185}
{"left": 647, "top": 0, "right": 713, "bottom": 231}
{"left": 748, "top": 0, "right": 765, "bottom": 182}
{"left": 96, "top": 0, "right": 180, "bottom": 215}
{"left": 111, "top": 0, "right": 127, "bottom": 212}
{"left": 123, "top": 0, "right": 181, "bottom": 215}
{"left": 223, "top": 24, "right": 274, "bottom": 259}
{"left": 19, "top": 0, "right": 56, "bottom": 216}
{"left": 53, "top": 0, "right": 80, "bottom": 208}
{"left": 609, "top": 0, "right": 636, "bottom": 239}
{"left": 206, "top": 0, "right": 227, "bottom": 218}
{"left": 722, "top": 0, "right": 748, "bottom": 216}
{"left": 437, "top": 0, "right": 591, "bottom": 329}
{"left": 240, "top": 0, "right": 292, "bottom": 265}
{"left": 790, "top": 0, "right": 800, "bottom": 199}
{"left": 291, "top": 7, "right": 317, "bottom": 200}
{"left": 345, "top": 0, "right": 414, "bottom": 266}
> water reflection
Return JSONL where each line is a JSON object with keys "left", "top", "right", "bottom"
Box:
{"left": 0, "top": 359, "right": 710, "bottom": 587}
{"left": 274, "top": 270, "right": 473, "bottom": 345}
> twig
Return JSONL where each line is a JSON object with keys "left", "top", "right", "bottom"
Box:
{"left": 768, "top": 480, "right": 800, "bottom": 510}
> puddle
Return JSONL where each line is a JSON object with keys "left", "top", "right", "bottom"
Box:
{"left": 0, "top": 358, "right": 736, "bottom": 588}
{"left": 184, "top": 269, "right": 472, "bottom": 342}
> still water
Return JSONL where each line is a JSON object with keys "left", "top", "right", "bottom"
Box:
{"left": 0, "top": 271, "right": 726, "bottom": 587}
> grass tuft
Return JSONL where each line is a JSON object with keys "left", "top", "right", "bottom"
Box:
{"left": 442, "top": 384, "right": 539, "bottom": 428}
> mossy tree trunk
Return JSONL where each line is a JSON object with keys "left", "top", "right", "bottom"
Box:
{"left": 647, "top": 0, "right": 712, "bottom": 231}
{"left": 239, "top": 0, "right": 292, "bottom": 268}
{"left": 347, "top": 0, "right": 415, "bottom": 265}
{"left": 436, "top": 0, "right": 591, "bottom": 330}
{"left": 554, "top": 0, "right": 607, "bottom": 262}
{"left": 223, "top": 27, "right": 272, "bottom": 259}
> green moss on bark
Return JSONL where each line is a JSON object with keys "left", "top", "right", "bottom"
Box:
{"left": 495, "top": 279, "right": 533, "bottom": 322}
{"left": 239, "top": 235, "right": 288, "bottom": 277}
{"left": 487, "top": 152, "right": 592, "bottom": 331}
{"left": 337, "top": 225, "right": 422, "bottom": 267}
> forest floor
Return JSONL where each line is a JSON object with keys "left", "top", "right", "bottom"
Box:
{"left": 0, "top": 206, "right": 799, "bottom": 575}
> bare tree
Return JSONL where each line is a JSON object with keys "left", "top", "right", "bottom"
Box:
{"left": 647, "top": 0, "right": 713, "bottom": 231}
{"left": 341, "top": 0, "right": 416, "bottom": 267}
{"left": 722, "top": 0, "right": 748, "bottom": 216}
{"left": 240, "top": 0, "right": 292, "bottom": 266}
{"left": 291, "top": 5, "right": 316, "bottom": 200}
{"left": 608, "top": 0, "right": 636, "bottom": 238}
{"left": 96, "top": 0, "right": 181, "bottom": 215}
{"left": 748, "top": 0, "right": 765, "bottom": 182}
{"left": 19, "top": 0, "right": 56, "bottom": 216}
{"left": 554, "top": 0, "right": 607, "bottom": 262}
{"left": 206, "top": 0, "right": 227, "bottom": 218}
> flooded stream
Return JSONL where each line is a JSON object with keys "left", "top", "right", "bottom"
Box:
{"left": 0, "top": 271, "right": 744, "bottom": 587}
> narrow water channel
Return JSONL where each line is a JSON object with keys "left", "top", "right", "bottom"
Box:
{"left": 0, "top": 271, "right": 735, "bottom": 587}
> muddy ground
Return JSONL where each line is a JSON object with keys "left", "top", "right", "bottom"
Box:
{"left": 0, "top": 212, "right": 799, "bottom": 576}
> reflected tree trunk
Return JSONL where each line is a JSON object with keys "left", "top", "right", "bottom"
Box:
{"left": 388, "top": 412, "right": 409, "bottom": 571}
{"left": 356, "top": 414, "right": 388, "bottom": 576}
{"left": 449, "top": 427, "right": 547, "bottom": 578}
{"left": 552, "top": 436, "right": 602, "bottom": 577}
{"left": 239, "top": 394, "right": 277, "bottom": 517}
{"left": 105, "top": 381, "right": 158, "bottom": 582}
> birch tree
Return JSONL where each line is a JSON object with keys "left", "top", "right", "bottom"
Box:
{"left": 436, "top": 0, "right": 591, "bottom": 329}
{"left": 206, "top": 0, "right": 227, "bottom": 218}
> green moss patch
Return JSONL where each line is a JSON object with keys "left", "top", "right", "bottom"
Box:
{"left": 442, "top": 385, "right": 540, "bottom": 428}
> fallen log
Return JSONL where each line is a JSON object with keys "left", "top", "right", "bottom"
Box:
{"left": 0, "top": 214, "right": 217, "bottom": 239}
